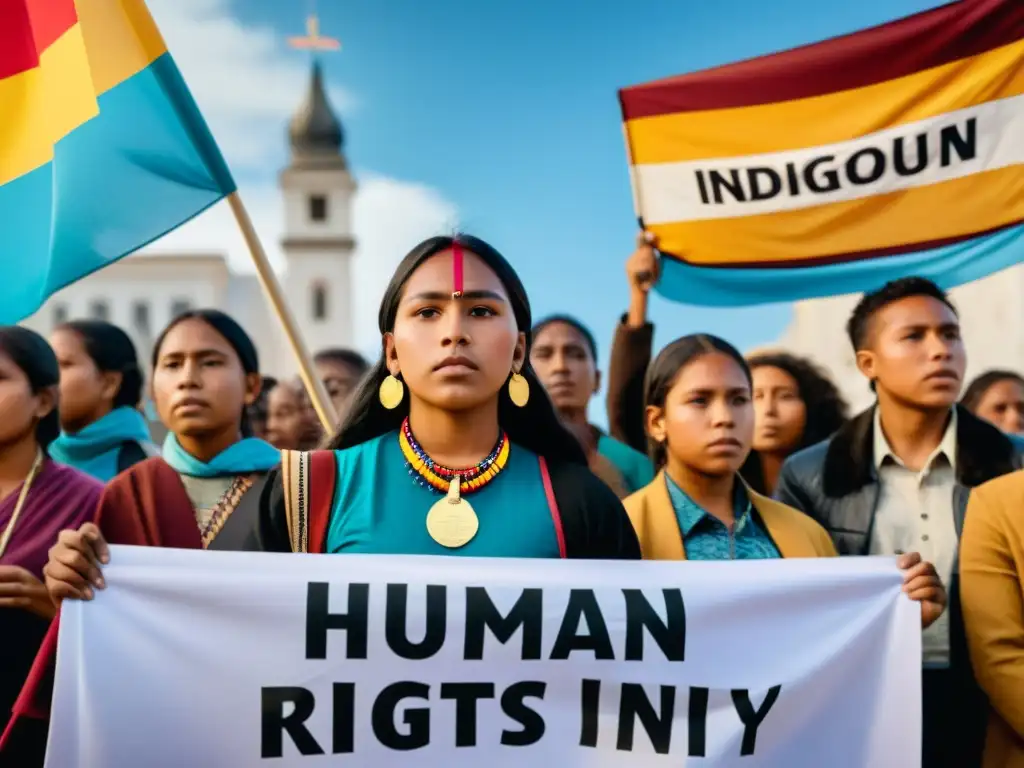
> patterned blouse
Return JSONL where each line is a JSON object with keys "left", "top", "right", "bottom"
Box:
{"left": 177, "top": 475, "right": 236, "bottom": 530}
{"left": 664, "top": 474, "right": 780, "bottom": 561}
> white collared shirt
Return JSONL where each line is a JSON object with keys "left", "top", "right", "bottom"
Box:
{"left": 869, "top": 408, "right": 958, "bottom": 667}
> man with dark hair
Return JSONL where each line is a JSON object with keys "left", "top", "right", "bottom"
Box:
{"left": 530, "top": 315, "right": 653, "bottom": 496}
{"left": 776, "top": 276, "right": 1023, "bottom": 767}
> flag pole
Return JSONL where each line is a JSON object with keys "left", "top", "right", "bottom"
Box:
{"left": 227, "top": 191, "right": 337, "bottom": 431}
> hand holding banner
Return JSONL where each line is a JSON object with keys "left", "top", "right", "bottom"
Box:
{"left": 47, "top": 547, "right": 921, "bottom": 766}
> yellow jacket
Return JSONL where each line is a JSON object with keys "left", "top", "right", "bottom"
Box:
{"left": 624, "top": 471, "right": 837, "bottom": 560}
{"left": 961, "top": 471, "right": 1024, "bottom": 768}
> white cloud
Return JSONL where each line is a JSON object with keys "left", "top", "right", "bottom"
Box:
{"left": 150, "top": 176, "right": 458, "bottom": 352}
{"left": 351, "top": 177, "right": 460, "bottom": 351}
{"left": 143, "top": 0, "right": 459, "bottom": 353}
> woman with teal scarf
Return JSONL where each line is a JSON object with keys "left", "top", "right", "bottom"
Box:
{"left": 48, "top": 322, "right": 157, "bottom": 482}
{"left": 40, "top": 310, "right": 280, "bottom": 602}
{"left": 11, "top": 311, "right": 281, "bottom": 758}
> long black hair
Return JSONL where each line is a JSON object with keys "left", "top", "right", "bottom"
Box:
{"left": 327, "top": 234, "right": 587, "bottom": 465}
{"left": 746, "top": 351, "right": 848, "bottom": 449}
{"left": 57, "top": 320, "right": 143, "bottom": 408}
{"left": 961, "top": 370, "right": 1024, "bottom": 412}
{"left": 151, "top": 310, "right": 260, "bottom": 437}
{"left": 643, "top": 333, "right": 752, "bottom": 471}
{"left": 0, "top": 326, "right": 61, "bottom": 452}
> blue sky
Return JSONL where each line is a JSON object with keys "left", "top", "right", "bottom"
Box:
{"left": 151, "top": 0, "right": 948, "bottom": 417}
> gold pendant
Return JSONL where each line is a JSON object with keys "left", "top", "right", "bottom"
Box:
{"left": 426, "top": 475, "right": 479, "bottom": 549}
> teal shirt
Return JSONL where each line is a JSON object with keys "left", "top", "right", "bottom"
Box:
{"left": 325, "top": 431, "right": 562, "bottom": 557}
{"left": 665, "top": 474, "right": 780, "bottom": 561}
{"left": 48, "top": 406, "right": 154, "bottom": 482}
{"left": 596, "top": 434, "right": 654, "bottom": 493}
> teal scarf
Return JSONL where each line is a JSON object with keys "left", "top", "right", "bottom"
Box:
{"left": 162, "top": 432, "right": 280, "bottom": 478}
{"left": 49, "top": 406, "right": 154, "bottom": 482}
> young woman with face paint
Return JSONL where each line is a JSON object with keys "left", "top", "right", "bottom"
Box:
{"left": 3, "top": 312, "right": 281, "bottom": 756}
{"left": 0, "top": 328, "right": 102, "bottom": 765}
{"left": 47, "top": 321, "right": 157, "bottom": 482}
{"left": 623, "top": 333, "right": 945, "bottom": 623}
{"left": 258, "top": 235, "right": 640, "bottom": 559}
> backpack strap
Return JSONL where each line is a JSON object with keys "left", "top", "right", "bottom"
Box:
{"left": 281, "top": 449, "right": 337, "bottom": 553}
{"left": 538, "top": 456, "right": 567, "bottom": 559}
{"left": 308, "top": 450, "right": 337, "bottom": 553}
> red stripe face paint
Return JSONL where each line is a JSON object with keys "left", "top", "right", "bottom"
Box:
{"left": 452, "top": 241, "right": 464, "bottom": 299}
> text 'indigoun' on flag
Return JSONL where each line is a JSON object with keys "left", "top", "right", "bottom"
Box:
{"left": 0, "top": 0, "right": 236, "bottom": 323}
{"left": 619, "top": 0, "right": 1024, "bottom": 306}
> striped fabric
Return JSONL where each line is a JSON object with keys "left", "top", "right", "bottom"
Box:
{"left": 618, "top": 0, "right": 1024, "bottom": 306}
{"left": 0, "top": 0, "right": 235, "bottom": 322}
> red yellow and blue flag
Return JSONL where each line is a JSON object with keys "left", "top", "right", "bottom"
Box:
{"left": 0, "top": 0, "right": 235, "bottom": 322}
{"left": 619, "top": 0, "right": 1024, "bottom": 306}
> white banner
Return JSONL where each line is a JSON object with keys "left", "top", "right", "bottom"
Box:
{"left": 635, "top": 94, "right": 1023, "bottom": 224}
{"left": 46, "top": 547, "right": 921, "bottom": 767}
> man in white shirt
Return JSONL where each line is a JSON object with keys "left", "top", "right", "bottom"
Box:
{"left": 776, "top": 277, "right": 1023, "bottom": 767}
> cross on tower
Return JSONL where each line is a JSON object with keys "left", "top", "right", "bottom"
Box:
{"left": 287, "top": 4, "right": 341, "bottom": 51}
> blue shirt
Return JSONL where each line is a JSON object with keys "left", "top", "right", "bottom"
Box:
{"left": 664, "top": 474, "right": 780, "bottom": 561}
{"left": 325, "top": 431, "right": 562, "bottom": 558}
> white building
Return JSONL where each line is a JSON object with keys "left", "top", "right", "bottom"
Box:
{"left": 22, "top": 61, "right": 356, "bottom": 379}
{"left": 774, "top": 264, "right": 1024, "bottom": 413}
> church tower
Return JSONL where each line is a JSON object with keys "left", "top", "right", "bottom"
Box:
{"left": 280, "top": 59, "right": 356, "bottom": 359}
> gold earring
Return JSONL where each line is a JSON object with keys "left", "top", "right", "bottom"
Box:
{"left": 508, "top": 372, "right": 529, "bottom": 407}
{"left": 379, "top": 374, "right": 404, "bottom": 410}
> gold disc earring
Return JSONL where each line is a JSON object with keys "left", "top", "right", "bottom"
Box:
{"left": 379, "top": 374, "right": 404, "bottom": 409}
{"left": 508, "top": 372, "right": 529, "bottom": 407}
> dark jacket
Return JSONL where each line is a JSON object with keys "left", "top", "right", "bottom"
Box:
{"left": 776, "top": 404, "right": 1024, "bottom": 766}
{"left": 116, "top": 440, "right": 161, "bottom": 475}
{"left": 605, "top": 315, "right": 652, "bottom": 454}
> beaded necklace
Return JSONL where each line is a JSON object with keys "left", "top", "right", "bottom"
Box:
{"left": 399, "top": 418, "right": 510, "bottom": 495}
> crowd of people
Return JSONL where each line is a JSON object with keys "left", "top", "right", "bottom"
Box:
{"left": 1, "top": 232, "right": 1023, "bottom": 767}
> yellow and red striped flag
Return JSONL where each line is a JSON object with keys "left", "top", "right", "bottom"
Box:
{"left": 619, "top": 0, "right": 1023, "bottom": 305}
